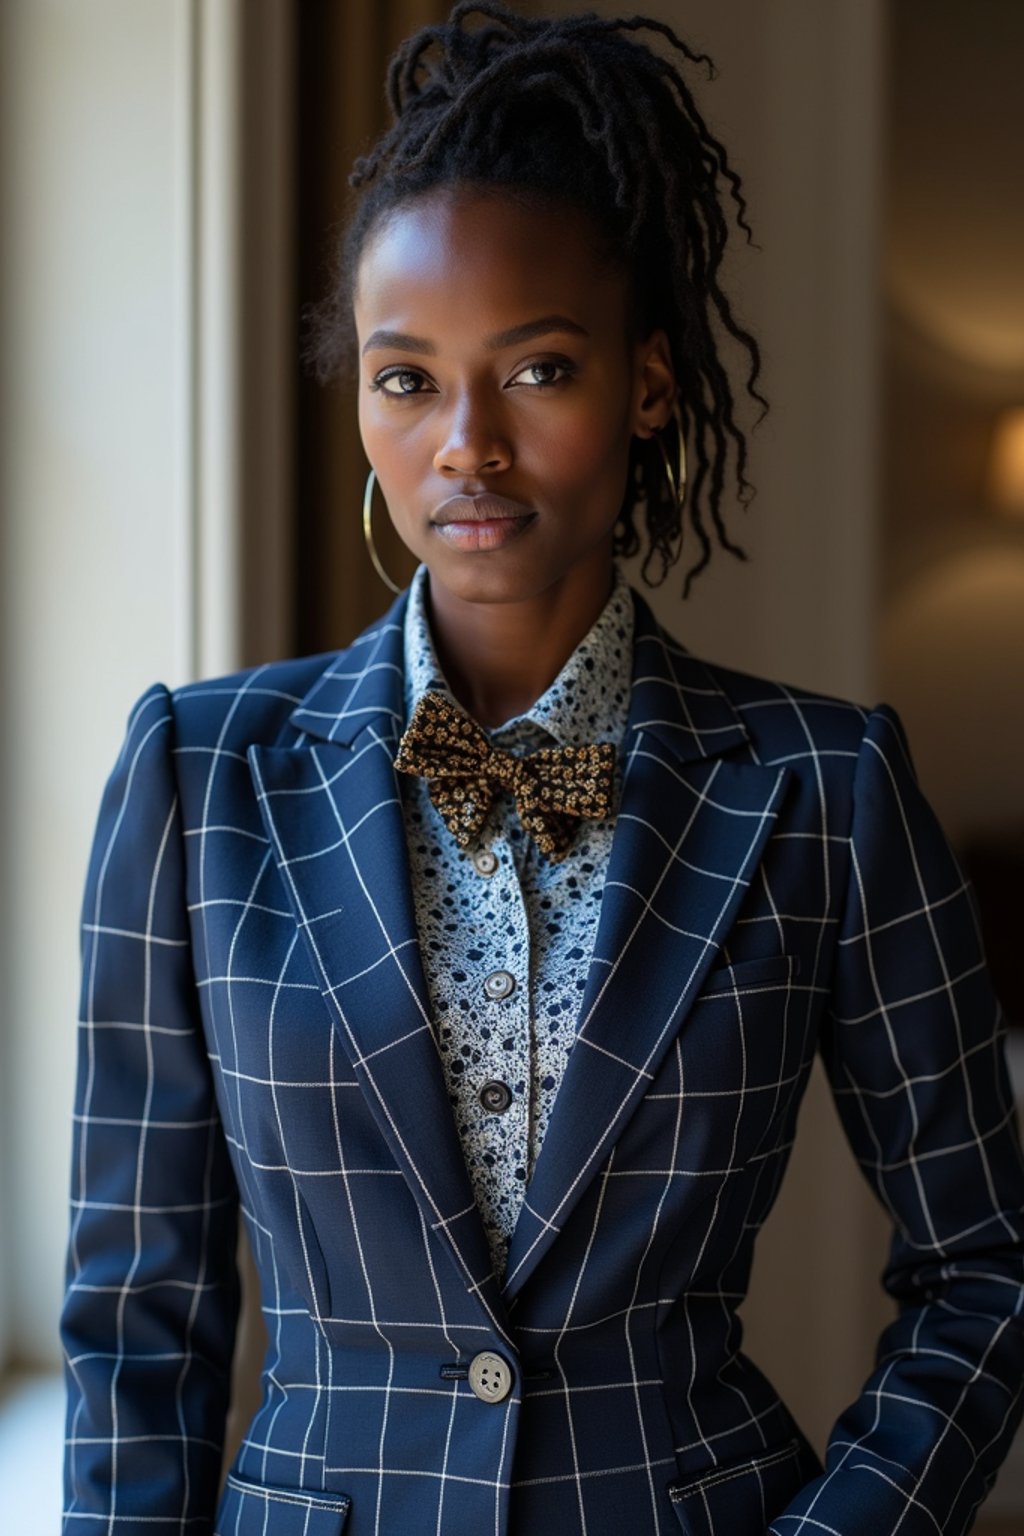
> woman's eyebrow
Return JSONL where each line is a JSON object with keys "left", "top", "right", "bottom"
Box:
{"left": 485, "top": 315, "right": 589, "bottom": 350}
{"left": 361, "top": 314, "right": 589, "bottom": 357}
{"left": 362, "top": 328, "right": 433, "bottom": 356}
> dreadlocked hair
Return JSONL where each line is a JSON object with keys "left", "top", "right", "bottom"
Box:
{"left": 302, "top": 1, "right": 766, "bottom": 597}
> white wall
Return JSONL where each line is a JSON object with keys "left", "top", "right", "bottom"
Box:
{"left": 0, "top": 0, "right": 294, "bottom": 1372}
{"left": 0, "top": 0, "right": 199, "bottom": 1368}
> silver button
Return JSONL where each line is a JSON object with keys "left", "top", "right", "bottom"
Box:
{"left": 468, "top": 1350, "right": 513, "bottom": 1404}
{"left": 473, "top": 849, "right": 498, "bottom": 877}
{"left": 483, "top": 969, "right": 516, "bottom": 1001}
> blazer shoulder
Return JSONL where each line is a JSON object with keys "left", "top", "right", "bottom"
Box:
{"left": 632, "top": 587, "right": 874, "bottom": 771}
{"left": 165, "top": 596, "right": 407, "bottom": 753}
{"left": 168, "top": 648, "right": 344, "bottom": 751}
{"left": 684, "top": 647, "right": 875, "bottom": 768}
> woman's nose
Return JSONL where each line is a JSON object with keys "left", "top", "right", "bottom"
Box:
{"left": 433, "top": 394, "right": 512, "bottom": 476}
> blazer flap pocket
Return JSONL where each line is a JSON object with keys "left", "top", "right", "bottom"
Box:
{"left": 217, "top": 1470, "right": 351, "bottom": 1535}
{"left": 700, "top": 953, "right": 799, "bottom": 997}
{"left": 667, "top": 1437, "right": 804, "bottom": 1536}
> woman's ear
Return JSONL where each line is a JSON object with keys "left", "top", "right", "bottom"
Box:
{"left": 630, "top": 328, "right": 676, "bottom": 437}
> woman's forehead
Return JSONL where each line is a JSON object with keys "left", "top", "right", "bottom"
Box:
{"left": 353, "top": 189, "right": 628, "bottom": 341}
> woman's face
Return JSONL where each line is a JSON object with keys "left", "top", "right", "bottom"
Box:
{"left": 353, "top": 188, "right": 675, "bottom": 611}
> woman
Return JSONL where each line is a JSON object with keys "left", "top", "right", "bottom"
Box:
{"left": 61, "top": 5, "right": 1024, "bottom": 1534}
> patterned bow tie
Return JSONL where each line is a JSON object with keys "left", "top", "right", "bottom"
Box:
{"left": 393, "top": 690, "right": 617, "bottom": 863}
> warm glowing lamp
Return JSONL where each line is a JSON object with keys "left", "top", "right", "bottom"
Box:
{"left": 988, "top": 407, "right": 1024, "bottom": 518}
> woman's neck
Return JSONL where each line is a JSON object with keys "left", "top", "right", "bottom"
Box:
{"left": 424, "top": 564, "right": 616, "bottom": 729}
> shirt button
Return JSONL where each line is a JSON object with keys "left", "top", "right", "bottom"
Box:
{"left": 468, "top": 1350, "right": 514, "bottom": 1404}
{"left": 479, "top": 1079, "right": 513, "bottom": 1113}
{"left": 483, "top": 969, "right": 516, "bottom": 1001}
{"left": 473, "top": 849, "right": 498, "bottom": 877}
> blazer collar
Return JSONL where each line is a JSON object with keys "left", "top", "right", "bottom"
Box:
{"left": 288, "top": 584, "right": 749, "bottom": 767}
{"left": 288, "top": 586, "right": 410, "bottom": 749}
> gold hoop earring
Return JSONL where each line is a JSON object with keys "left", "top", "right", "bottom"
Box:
{"left": 362, "top": 467, "right": 402, "bottom": 595}
{"left": 654, "top": 410, "right": 688, "bottom": 510}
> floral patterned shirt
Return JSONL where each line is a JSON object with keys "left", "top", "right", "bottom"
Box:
{"left": 398, "top": 563, "right": 633, "bottom": 1280}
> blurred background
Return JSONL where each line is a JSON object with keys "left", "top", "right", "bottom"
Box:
{"left": 0, "top": 1, "right": 1022, "bottom": 1531}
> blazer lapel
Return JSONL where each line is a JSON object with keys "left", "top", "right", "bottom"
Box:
{"left": 248, "top": 594, "right": 511, "bottom": 1343}
{"left": 502, "top": 594, "right": 792, "bottom": 1301}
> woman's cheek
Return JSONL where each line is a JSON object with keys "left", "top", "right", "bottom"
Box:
{"left": 360, "top": 413, "right": 423, "bottom": 496}
{"left": 527, "top": 413, "right": 631, "bottom": 499}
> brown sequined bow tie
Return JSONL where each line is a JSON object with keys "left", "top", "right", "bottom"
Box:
{"left": 393, "top": 690, "right": 616, "bottom": 863}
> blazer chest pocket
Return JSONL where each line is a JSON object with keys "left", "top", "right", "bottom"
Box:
{"left": 699, "top": 953, "right": 799, "bottom": 996}
{"left": 216, "top": 1470, "right": 351, "bottom": 1535}
{"left": 666, "top": 1437, "right": 804, "bottom": 1535}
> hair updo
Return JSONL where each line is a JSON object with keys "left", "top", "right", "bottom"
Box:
{"left": 302, "top": 1, "right": 764, "bottom": 596}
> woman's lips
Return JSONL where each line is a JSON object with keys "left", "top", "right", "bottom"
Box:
{"left": 431, "top": 494, "right": 537, "bottom": 551}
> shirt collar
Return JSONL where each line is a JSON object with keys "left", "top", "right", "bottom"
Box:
{"left": 402, "top": 562, "right": 634, "bottom": 748}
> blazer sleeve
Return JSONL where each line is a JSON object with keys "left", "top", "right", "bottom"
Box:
{"left": 771, "top": 703, "right": 1024, "bottom": 1536}
{"left": 61, "top": 683, "right": 241, "bottom": 1536}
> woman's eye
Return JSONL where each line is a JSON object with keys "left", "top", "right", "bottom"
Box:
{"left": 372, "top": 368, "right": 431, "bottom": 396}
{"left": 509, "top": 359, "right": 574, "bottom": 388}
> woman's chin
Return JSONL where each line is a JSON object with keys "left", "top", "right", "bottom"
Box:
{"left": 422, "top": 541, "right": 551, "bottom": 607}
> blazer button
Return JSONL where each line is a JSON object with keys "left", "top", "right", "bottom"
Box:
{"left": 468, "top": 1350, "right": 513, "bottom": 1403}
{"left": 473, "top": 848, "right": 498, "bottom": 877}
{"left": 479, "top": 1079, "right": 512, "bottom": 1113}
{"left": 483, "top": 969, "right": 516, "bottom": 1001}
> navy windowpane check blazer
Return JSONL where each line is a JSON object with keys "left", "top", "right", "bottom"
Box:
{"left": 61, "top": 586, "right": 1024, "bottom": 1536}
